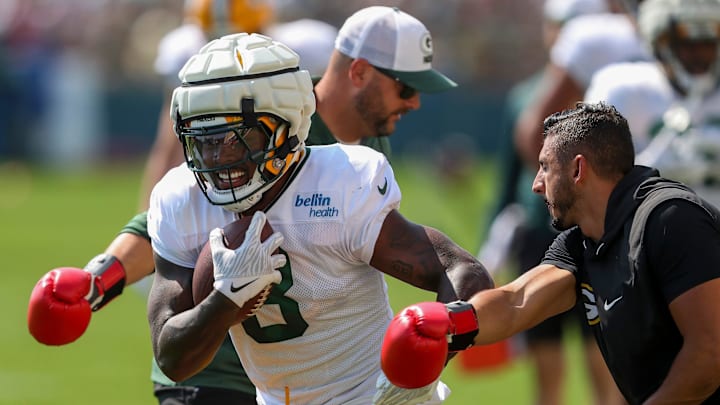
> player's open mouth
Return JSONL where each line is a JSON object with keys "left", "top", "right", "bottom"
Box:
{"left": 216, "top": 169, "right": 247, "bottom": 189}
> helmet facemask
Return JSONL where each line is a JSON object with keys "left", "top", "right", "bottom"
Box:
{"left": 178, "top": 98, "right": 300, "bottom": 212}
{"left": 171, "top": 33, "right": 315, "bottom": 212}
{"left": 639, "top": 0, "right": 720, "bottom": 99}
{"left": 657, "top": 20, "right": 720, "bottom": 98}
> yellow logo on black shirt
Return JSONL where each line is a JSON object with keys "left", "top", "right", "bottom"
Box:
{"left": 581, "top": 283, "right": 600, "bottom": 325}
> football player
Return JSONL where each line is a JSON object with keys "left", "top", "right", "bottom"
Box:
{"left": 514, "top": 0, "right": 652, "bottom": 169}
{"left": 146, "top": 32, "right": 490, "bottom": 404}
{"left": 28, "top": 6, "right": 463, "bottom": 404}
{"left": 30, "top": 1, "right": 269, "bottom": 404}
{"left": 585, "top": 0, "right": 720, "bottom": 207}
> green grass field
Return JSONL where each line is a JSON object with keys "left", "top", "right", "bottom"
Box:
{"left": 0, "top": 158, "right": 593, "bottom": 404}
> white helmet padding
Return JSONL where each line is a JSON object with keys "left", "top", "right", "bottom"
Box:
{"left": 171, "top": 33, "right": 315, "bottom": 212}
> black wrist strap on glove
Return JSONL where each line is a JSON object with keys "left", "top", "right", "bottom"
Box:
{"left": 84, "top": 253, "right": 126, "bottom": 311}
{"left": 446, "top": 300, "right": 479, "bottom": 352}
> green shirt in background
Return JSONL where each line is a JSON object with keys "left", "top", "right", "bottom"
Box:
{"left": 307, "top": 110, "right": 392, "bottom": 160}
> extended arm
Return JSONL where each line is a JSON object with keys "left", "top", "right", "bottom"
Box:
{"left": 468, "top": 264, "right": 576, "bottom": 344}
{"left": 105, "top": 232, "right": 154, "bottom": 285}
{"left": 370, "top": 209, "right": 494, "bottom": 401}
{"left": 27, "top": 230, "right": 155, "bottom": 346}
{"left": 370, "top": 209, "right": 494, "bottom": 302}
{"left": 380, "top": 263, "right": 576, "bottom": 389}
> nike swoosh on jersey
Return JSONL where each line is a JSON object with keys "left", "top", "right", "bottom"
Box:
{"left": 377, "top": 177, "right": 388, "bottom": 195}
{"left": 230, "top": 278, "right": 258, "bottom": 293}
{"left": 603, "top": 295, "right": 623, "bottom": 311}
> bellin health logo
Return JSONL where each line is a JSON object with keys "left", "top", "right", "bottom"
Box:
{"left": 295, "top": 193, "right": 339, "bottom": 218}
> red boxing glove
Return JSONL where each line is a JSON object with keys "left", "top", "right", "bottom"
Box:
{"left": 380, "top": 301, "right": 478, "bottom": 389}
{"left": 28, "top": 268, "right": 93, "bottom": 345}
{"left": 27, "top": 254, "right": 126, "bottom": 346}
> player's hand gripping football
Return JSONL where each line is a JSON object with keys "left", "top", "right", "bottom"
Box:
{"left": 27, "top": 254, "right": 126, "bottom": 346}
{"left": 211, "top": 211, "right": 285, "bottom": 309}
{"left": 380, "top": 301, "right": 479, "bottom": 389}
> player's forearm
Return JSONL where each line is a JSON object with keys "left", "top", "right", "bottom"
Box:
{"left": 468, "top": 266, "right": 576, "bottom": 345}
{"left": 153, "top": 293, "right": 239, "bottom": 381}
{"left": 466, "top": 288, "right": 527, "bottom": 345}
{"left": 441, "top": 261, "right": 494, "bottom": 303}
{"left": 104, "top": 233, "right": 154, "bottom": 285}
{"left": 421, "top": 226, "right": 494, "bottom": 302}
{"left": 643, "top": 344, "right": 720, "bottom": 404}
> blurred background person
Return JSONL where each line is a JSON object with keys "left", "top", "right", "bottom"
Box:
{"left": 513, "top": 0, "right": 651, "bottom": 170}
{"left": 585, "top": 0, "right": 720, "bottom": 207}
{"left": 479, "top": 1, "right": 626, "bottom": 405}
{"left": 265, "top": 18, "right": 338, "bottom": 78}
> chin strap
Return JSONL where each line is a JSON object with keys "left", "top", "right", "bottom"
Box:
{"left": 276, "top": 134, "right": 299, "bottom": 160}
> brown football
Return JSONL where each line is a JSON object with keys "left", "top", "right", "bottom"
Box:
{"left": 192, "top": 215, "right": 276, "bottom": 320}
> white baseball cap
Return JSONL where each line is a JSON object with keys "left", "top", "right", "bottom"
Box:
{"left": 265, "top": 19, "right": 338, "bottom": 77}
{"left": 335, "top": 6, "right": 457, "bottom": 93}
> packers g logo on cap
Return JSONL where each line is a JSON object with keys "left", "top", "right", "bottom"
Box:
{"left": 420, "top": 32, "right": 433, "bottom": 63}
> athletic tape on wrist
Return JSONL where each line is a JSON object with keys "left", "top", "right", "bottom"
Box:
{"left": 446, "top": 300, "right": 479, "bottom": 352}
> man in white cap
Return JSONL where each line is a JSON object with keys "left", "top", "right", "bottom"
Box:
{"left": 311, "top": 6, "right": 457, "bottom": 157}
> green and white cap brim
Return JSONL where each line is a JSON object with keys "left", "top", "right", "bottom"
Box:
{"left": 335, "top": 6, "right": 457, "bottom": 93}
{"left": 374, "top": 66, "right": 456, "bottom": 93}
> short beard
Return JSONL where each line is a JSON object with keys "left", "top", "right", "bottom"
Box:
{"left": 354, "top": 80, "right": 393, "bottom": 137}
{"left": 549, "top": 178, "right": 576, "bottom": 231}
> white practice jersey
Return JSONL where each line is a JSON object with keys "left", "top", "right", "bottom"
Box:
{"left": 585, "top": 61, "right": 675, "bottom": 151}
{"left": 148, "top": 144, "right": 400, "bottom": 405}
{"left": 551, "top": 13, "right": 651, "bottom": 89}
{"left": 585, "top": 61, "right": 720, "bottom": 206}
{"left": 154, "top": 24, "right": 208, "bottom": 87}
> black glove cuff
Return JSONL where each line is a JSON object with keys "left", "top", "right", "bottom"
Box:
{"left": 446, "top": 300, "right": 479, "bottom": 352}
{"left": 84, "top": 253, "right": 126, "bottom": 311}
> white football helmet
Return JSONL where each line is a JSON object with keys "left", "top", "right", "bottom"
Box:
{"left": 171, "top": 33, "right": 315, "bottom": 212}
{"left": 638, "top": 0, "right": 720, "bottom": 97}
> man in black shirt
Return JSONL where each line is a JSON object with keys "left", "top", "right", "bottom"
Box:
{"left": 380, "top": 102, "right": 720, "bottom": 404}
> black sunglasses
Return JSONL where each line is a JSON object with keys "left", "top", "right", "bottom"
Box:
{"left": 372, "top": 66, "right": 418, "bottom": 100}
